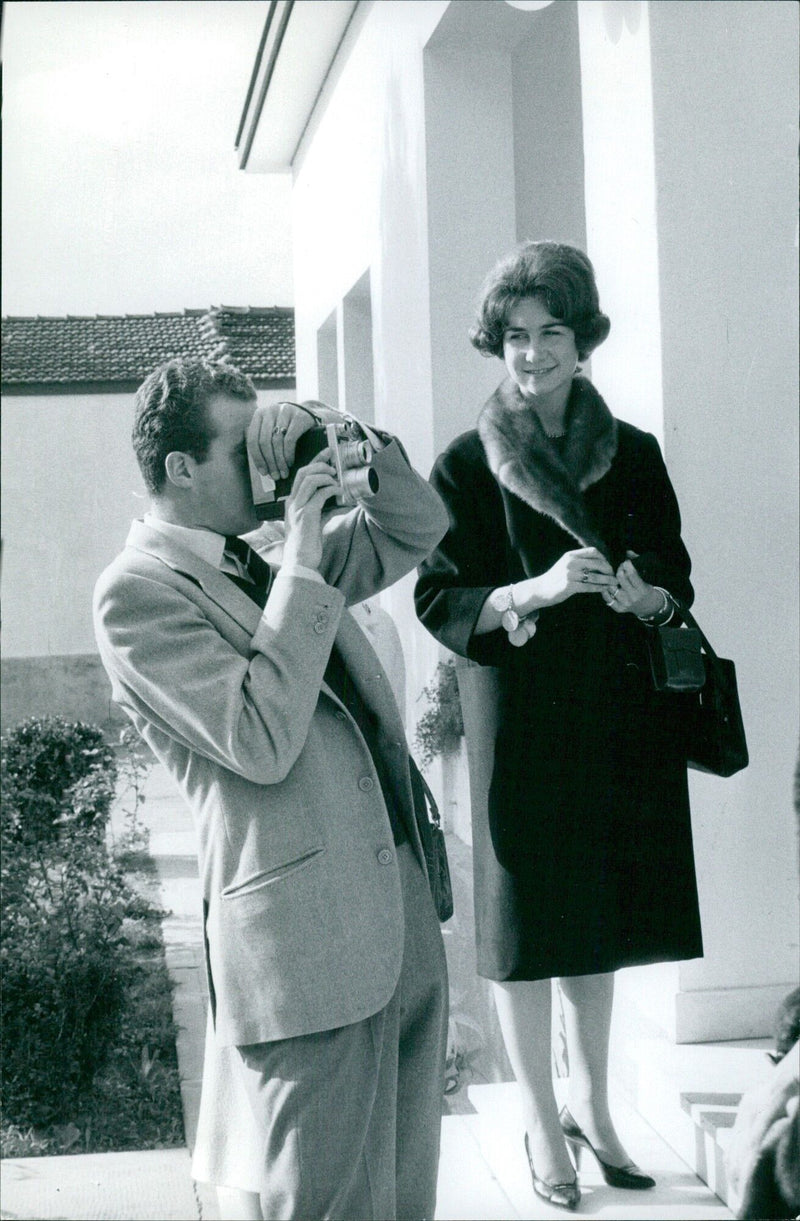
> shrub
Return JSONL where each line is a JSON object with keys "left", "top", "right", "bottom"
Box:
{"left": 0, "top": 826, "right": 131, "bottom": 1126}
{"left": 1, "top": 716, "right": 117, "bottom": 845}
{"left": 0, "top": 716, "right": 131, "bottom": 1127}
{"left": 414, "top": 659, "right": 465, "bottom": 770}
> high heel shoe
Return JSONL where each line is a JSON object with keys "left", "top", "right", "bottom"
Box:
{"left": 559, "top": 1106, "right": 656, "bottom": 1190}
{"left": 524, "top": 1132, "right": 581, "bottom": 1211}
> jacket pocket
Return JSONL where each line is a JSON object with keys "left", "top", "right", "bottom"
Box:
{"left": 221, "top": 846, "right": 325, "bottom": 899}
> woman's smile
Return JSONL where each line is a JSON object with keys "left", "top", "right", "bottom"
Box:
{"left": 502, "top": 296, "right": 579, "bottom": 412}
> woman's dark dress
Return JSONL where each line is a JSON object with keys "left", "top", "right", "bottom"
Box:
{"left": 415, "top": 378, "right": 703, "bottom": 981}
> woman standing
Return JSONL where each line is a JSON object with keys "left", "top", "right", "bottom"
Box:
{"left": 415, "top": 241, "right": 703, "bottom": 1210}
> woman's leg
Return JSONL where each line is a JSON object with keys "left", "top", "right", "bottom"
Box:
{"left": 491, "top": 979, "right": 576, "bottom": 1185}
{"left": 558, "top": 971, "right": 634, "bottom": 1167}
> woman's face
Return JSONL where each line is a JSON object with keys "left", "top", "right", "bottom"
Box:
{"left": 502, "top": 296, "right": 579, "bottom": 406}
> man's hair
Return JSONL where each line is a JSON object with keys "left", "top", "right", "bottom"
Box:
{"left": 132, "top": 357, "right": 257, "bottom": 495}
{"left": 469, "top": 240, "right": 611, "bottom": 362}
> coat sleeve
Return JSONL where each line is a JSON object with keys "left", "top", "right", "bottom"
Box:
{"left": 93, "top": 565, "right": 345, "bottom": 785}
{"left": 414, "top": 437, "right": 509, "bottom": 664}
{"left": 627, "top": 433, "right": 694, "bottom": 610}
{"left": 316, "top": 438, "right": 449, "bottom": 605}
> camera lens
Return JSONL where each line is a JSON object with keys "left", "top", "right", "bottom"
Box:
{"left": 341, "top": 466, "right": 379, "bottom": 501}
{"left": 337, "top": 439, "right": 372, "bottom": 469}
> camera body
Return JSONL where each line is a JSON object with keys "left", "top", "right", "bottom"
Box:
{"left": 249, "top": 421, "right": 379, "bottom": 521}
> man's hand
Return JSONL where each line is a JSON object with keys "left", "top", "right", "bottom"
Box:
{"left": 247, "top": 402, "right": 318, "bottom": 482}
{"left": 281, "top": 455, "right": 339, "bottom": 573}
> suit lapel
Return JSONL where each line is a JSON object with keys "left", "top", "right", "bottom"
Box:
{"left": 125, "top": 520, "right": 265, "bottom": 637}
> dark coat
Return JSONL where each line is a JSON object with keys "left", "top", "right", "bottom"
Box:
{"left": 415, "top": 376, "right": 703, "bottom": 980}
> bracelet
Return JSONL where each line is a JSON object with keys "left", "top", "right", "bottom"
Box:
{"left": 507, "top": 611, "right": 539, "bottom": 648}
{"left": 637, "top": 586, "right": 674, "bottom": 626}
{"left": 491, "top": 585, "right": 539, "bottom": 645}
{"left": 490, "top": 585, "right": 521, "bottom": 633}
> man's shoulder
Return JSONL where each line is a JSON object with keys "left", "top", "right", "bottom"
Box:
{"left": 93, "top": 541, "right": 179, "bottom": 621}
{"left": 96, "top": 540, "right": 157, "bottom": 588}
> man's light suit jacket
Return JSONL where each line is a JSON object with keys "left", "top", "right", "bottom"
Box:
{"left": 93, "top": 440, "right": 448, "bottom": 1048}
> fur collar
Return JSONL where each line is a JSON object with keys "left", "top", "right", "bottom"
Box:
{"left": 478, "top": 376, "right": 618, "bottom": 553}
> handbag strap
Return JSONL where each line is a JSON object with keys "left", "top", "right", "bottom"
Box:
{"left": 667, "top": 595, "right": 722, "bottom": 665}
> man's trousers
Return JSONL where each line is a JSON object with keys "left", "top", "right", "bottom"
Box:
{"left": 235, "top": 842, "right": 449, "bottom": 1220}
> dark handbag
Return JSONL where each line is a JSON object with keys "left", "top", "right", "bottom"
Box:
{"left": 666, "top": 598, "right": 749, "bottom": 777}
{"left": 408, "top": 759, "right": 454, "bottom": 922}
{"left": 647, "top": 621, "right": 706, "bottom": 692}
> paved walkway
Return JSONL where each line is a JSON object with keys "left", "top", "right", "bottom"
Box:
{"left": 1, "top": 763, "right": 734, "bottom": 1220}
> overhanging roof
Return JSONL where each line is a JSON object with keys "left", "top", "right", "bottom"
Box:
{"left": 236, "top": 0, "right": 358, "bottom": 172}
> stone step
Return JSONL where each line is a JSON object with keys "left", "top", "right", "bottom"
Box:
{"left": 679, "top": 1091, "right": 742, "bottom": 1203}
{"left": 611, "top": 1016, "right": 772, "bottom": 1210}
{"left": 460, "top": 1081, "right": 732, "bottom": 1218}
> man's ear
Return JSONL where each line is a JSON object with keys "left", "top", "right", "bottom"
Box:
{"left": 164, "top": 451, "right": 194, "bottom": 489}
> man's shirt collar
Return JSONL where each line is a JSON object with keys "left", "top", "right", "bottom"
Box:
{"left": 143, "top": 512, "right": 226, "bottom": 570}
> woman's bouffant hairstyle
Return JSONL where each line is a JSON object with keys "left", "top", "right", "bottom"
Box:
{"left": 132, "top": 357, "right": 257, "bottom": 495}
{"left": 469, "top": 241, "right": 611, "bottom": 362}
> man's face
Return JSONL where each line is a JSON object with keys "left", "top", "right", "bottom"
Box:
{"left": 189, "top": 393, "right": 260, "bottom": 536}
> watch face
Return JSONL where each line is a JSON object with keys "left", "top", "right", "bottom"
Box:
{"left": 501, "top": 608, "right": 520, "bottom": 633}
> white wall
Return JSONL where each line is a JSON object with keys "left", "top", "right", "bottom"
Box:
{"left": 577, "top": 0, "right": 664, "bottom": 440}
{"left": 512, "top": 0, "right": 586, "bottom": 250}
{"left": 290, "top": 0, "right": 449, "bottom": 728}
{"left": 1, "top": 387, "right": 295, "bottom": 660}
{"left": 578, "top": 0, "right": 799, "bottom": 1039}
{"left": 650, "top": 0, "right": 800, "bottom": 1039}
{"left": 1, "top": 392, "right": 144, "bottom": 658}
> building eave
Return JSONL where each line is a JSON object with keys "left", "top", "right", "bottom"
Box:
{"left": 236, "top": 0, "right": 359, "bottom": 173}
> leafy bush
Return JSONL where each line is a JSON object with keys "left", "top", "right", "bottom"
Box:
{"left": 0, "top": 716, "right": 132, "bottom": 1127}
{"left": 0, "top": 826, "right": 132, "bottom": 1126}
{"left": 414, "top": 659, "right": 464, "bottom": 770}
{"left": 1, "top": 716, "right": 117, "bottom": 845}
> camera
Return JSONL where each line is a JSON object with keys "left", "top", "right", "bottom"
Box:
{"left": 249, "top": 421, "right": 379, "bottom": 521}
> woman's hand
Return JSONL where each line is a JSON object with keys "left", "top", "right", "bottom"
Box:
{"left": 602, "top": 551, "right": 664, "bottom": 617}
{"left": 281, "top": 454, "right": 339, "bottom": 573}
{"left": 515, "top": 546, "right": 617, "bottom": 613}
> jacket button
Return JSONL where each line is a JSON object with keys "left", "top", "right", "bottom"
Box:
{"left": 358, "top": 776, "right": 375, "bottom": 792}
{"left": 316, "top": 613, "right": 329, "bottom": 627}
{"left": 336, "top": 711, "right": 347, "bottom": 721}
{"left": 377, "top": 848, "right": 393, "bottom": 865}
{"left": 313, "top": 622, "right": 326, "bottom": 635}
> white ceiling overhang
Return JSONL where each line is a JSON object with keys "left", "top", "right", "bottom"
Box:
{"left": 236, "top": 0, "right": 359, "bottom": 172}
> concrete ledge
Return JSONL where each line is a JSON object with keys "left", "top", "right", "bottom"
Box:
{"left": 0, "top": 653, "right": 126, "bottom": 733}
{"left": 675, "top": 983, "right": 795, "bottom": 1043}
{"left": 0, "top": 1148, "right": 201, "bottom": 1220}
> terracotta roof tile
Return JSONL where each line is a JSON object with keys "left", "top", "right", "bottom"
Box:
{"left": 1, "top": 307, "right": 294, "bottom": 388}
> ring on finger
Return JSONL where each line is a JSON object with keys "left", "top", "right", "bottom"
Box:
{"left": 581, "top": 568, "right": 590, "bottom": 582}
